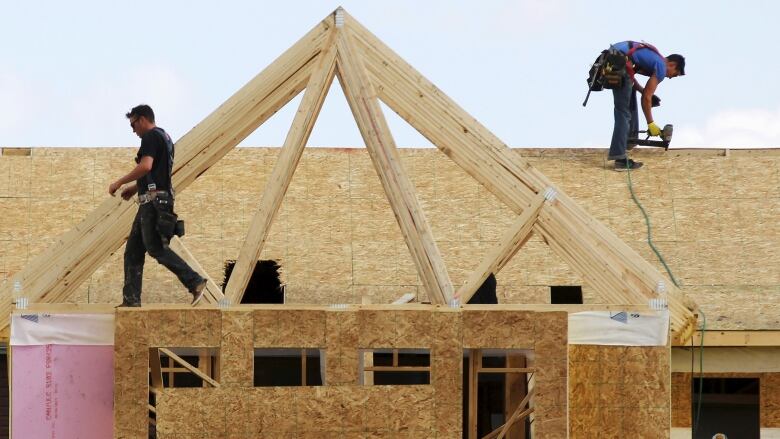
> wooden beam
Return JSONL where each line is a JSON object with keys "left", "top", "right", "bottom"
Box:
{"left": 468, "top": 349, "right": 480, "bottom": 439}
{"left": 224, "top": 29, "right": 338, "bottom": 304}
{"left": 168, "top": 236, "right": 224, "bottom": 305}
{"left": 335, "top": 24, "right": 453, "bottom": 304}
{"left": 0, "top": 15, "right": 335, "bottom": 334}
{"left": 678, "top": 330, "right": 780, "bottom": 347}
{"left": 12, "top": 302, "right": 658, "bottom": 314}
{"left": 158, "top": 348, "right": 219, "bottom": 388}
{"left": 363, "top": 366, "right": 431, "bottom": 372}
{"left": 456, "top": 190, "right": 547, "bottom": 304}
{"left": 504, "top": 354, "right": 527, "bottom": 439}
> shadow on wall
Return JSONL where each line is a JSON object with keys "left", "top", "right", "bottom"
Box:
{"left": 222, "top": 260, "right": 284, "bottom": 304}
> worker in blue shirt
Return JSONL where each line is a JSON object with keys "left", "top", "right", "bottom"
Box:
{"left": 609, "top": 41, "right": 685, "bottom": 170}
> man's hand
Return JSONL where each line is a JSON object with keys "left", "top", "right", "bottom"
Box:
{"left": 108, "top": 181, "right": 122, "bottom": 196}
{"left": 120, "top": 184, "right": 138, "bottom": 201}
{"left": 648, "top": 122, "right": 662, "bottom": 137}
{"left": 651, "top": 95, "right": 661, "bottom": 107}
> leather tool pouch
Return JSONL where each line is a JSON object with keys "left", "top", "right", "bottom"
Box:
{"left": 152, "top": 194, "right": 178, "bottom": 242}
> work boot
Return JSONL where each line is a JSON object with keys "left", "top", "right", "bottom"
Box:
{"left": 614, "top": 158, "right": 643, "bottom": 171}
{"left": 190, "top": 279, "right": 207, "bottom": 306}
{"left": 115, "top": 301, "right": 141, "bottom": 308}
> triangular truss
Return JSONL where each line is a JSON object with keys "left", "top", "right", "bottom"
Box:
{"left": 0, "top": 8, "right": 697, "bottom": 343}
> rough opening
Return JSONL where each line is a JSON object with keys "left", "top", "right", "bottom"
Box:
{"left": 692, "top": 377, "right": 759, "bottom": 439}
{"left": 360, "top": 349, "right": 430, "bottom": 385}
{"left": 463, "top": 349, "right": 533, "bottom": 439}
{"left": 148, "top": 347, "right": 220, "bottom": 436}
{"left": 467, "top": 273, "right": 498, "bottom": 304}
{"left": 253, "top": 348, "right": 323, "bottom": 387}
{"left": 222, "top": 259, "right": 284, "bottom": 304}
{"left": 550, "top": 285, "right": 582, "bottom": 304}
{"left": 150, "top": 347, "right": 220, "bottom": 389}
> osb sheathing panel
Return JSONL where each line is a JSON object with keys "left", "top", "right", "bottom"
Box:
{"left": 671, "top": 372, "right": 692, "bottom": 427}
{"left": 4, "top": 148, "right": 780, "bottom": 329}
{"left": 569, "top": 345, "right": 670, "bottom": 439}
{"left": 156, "top": 386, "right": 435, "bottom": 438}
{"left": 114, "top": 310, "right": 151, "bottom": 439}
{"left": 671, "top": 372, "right": 780, "bottom": 428}
{"left": 253, "top": 309, "right": 327, "bottom": 348}
{"left": 116, "top": 306, "right": 566, "bottom": 438}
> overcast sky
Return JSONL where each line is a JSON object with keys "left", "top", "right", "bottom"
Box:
{"left": 2, "top": 0, "right": 778, "bottom": 149}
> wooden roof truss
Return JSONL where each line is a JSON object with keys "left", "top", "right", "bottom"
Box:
{"left": 0, "top": 8, "right": 697, "bottom": 344}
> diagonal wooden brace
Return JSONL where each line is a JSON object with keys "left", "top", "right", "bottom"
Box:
{"left": 457, "top": 190, "right": 548, "bottom": 304}
{"left": 224, "top": 28, "right": 338, "bottom": 304}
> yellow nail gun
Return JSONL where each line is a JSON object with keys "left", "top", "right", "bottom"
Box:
{"left": 628, "top": 123, "right": 673, "bottom": 150}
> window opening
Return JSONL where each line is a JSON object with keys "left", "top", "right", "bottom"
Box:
{"left": 550, "top": 285, "right": 582, "bottom": 304}
{"left": 254, "top": 348, "right": 323, "bottom": 387}
{"left": 360, "top": 348, "right": 430, "bottom": 385}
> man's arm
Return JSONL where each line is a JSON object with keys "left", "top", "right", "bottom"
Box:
{"left": 108, "top": 156, "right": 154, "bottom": 196}
{"left": 640, "top": 75, "right": 659, "bottom": 124}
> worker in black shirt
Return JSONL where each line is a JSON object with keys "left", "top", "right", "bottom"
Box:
{"left": 109, "top": 104, "right": 206, "bottom": 307}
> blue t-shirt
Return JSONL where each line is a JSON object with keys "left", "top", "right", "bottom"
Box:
{"left": 612, "top": 41, "right": 666, "bottom": 82}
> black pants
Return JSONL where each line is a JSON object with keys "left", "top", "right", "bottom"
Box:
{"left": 122, "top": 202, "right": 202, "bottom": 304}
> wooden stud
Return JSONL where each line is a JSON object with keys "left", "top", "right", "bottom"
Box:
{"left": 149, "top": 348, "right": 163, "bottom": 390}
{"left": 468, "top": 349, "right": 481, "bottom": 439}
{"left": 505, "top": 354, "right": 527, "bottom": 439}
{"left": 301, "top": 348, "right": 308, "bottom": 386}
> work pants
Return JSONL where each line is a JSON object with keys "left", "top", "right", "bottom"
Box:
{"left": 608, "top": 75, "right": 639, "bottom": 160}
{"left": 122, "top": 202, "right": 202, "bottom": 305}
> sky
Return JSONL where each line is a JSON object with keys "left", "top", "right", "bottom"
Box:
{"left": 1, "top": 0, "right": 779, "bottom": 149}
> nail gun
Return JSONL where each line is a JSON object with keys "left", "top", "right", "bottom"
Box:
{"left": 627, "top": 123, "right": 673, "bottom": 150}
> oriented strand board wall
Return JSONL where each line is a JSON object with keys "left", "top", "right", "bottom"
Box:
{"left": 569, "top": 345, "right": 671, "bottom": 438}
{"left": 114, "top": 306, "right": 568, "bottom": 438}
{"left": 156, "top": 386, "right": 435, "bottom": 438}
{"left": 2, "top": 147, "right": 780, "bottom": 329}
{"left": 672, "top": 372, "right": 780, "bottom": 428}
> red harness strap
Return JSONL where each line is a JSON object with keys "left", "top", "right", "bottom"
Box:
{"left": 625, "top": 42, "right": 664, "bottom": 83}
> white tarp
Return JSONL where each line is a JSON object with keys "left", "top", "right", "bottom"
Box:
{"left": 10, "top": 313, "right": 114, "bottom": 346}
{"left": 568, "top": 310, "right": 669, "bottom": 346}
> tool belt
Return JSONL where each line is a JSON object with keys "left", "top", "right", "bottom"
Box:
{"left": 586, "top": 49, "right": 628, "bottom": 92}
{"left": 138, "top": 190, "right": 184, "bottom": 243}
{"left": 137, "top": 190, "right": 169, "bottom": 205}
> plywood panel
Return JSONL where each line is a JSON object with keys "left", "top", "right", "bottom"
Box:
{"left": 5, "top": 146, "right": 780, "bottom": 330}
{"left": 569, "top": 345, "right": 670, "bottom": 439}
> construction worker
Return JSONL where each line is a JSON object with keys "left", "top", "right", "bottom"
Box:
{"left": 608, "top": 41, "right": 685, "bottom": 170}
{"left": 108, "top": 104, "right": 206, "bottom": 307}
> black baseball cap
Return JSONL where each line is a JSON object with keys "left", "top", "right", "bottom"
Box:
{"left": 667, "top": 54, "right": 686, "bottom": 75}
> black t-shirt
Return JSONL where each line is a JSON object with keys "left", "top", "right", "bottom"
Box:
{"left": 136, "top": 127, "right": 174, "bottom": 195}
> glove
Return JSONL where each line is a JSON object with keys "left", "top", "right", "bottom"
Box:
{"left": 648, "top": 122, "right": 662, "bottom": 137}
{"left": 651, "top": 94, "right": 661, "bottom": 107}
